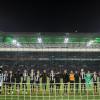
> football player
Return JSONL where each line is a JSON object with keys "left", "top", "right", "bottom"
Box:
{"left": 49, "top": 70, "right": 55, "bottom": 94}
{"left": 63, "top": 69, "right": 69, "bottom": 94}
{"left": 8, "top": 71, "right": 15, "bottom": 94}
{"left": 85, "top": 70, "right": 92, "bottom": 95}
{"left": 41, "top": 70, "right": 48, "bottom": 94}
{"left": 0, "top": 68, "right": 3, "bottom": 94}
{"left": 55, "top": 72, "right": 61, "bottom": 94}
{"left": 22, "top": 69, "right": 28, "bottom": 94}
{"left": 80, "top": 69, "right": 86, "bottom": 93}
{"left": 69, "top": 70, "right": 75, "bottom": 93}
{"left": 35, "top": 70, "right": 40, "bottom": 92}
{"left": 92, "top": 71, "right": 98, "bottom": 94}
{"left": 74, "top": 71, "right": 79, "bottom": 93}
{"left": 30, "top": 69, "right": 35, "bottom": 93}
{"left": 3, "top": 70, "right": 8, "bottom": 93}
{"left": 15, "top": 69, "right": 21, "bottom": 94}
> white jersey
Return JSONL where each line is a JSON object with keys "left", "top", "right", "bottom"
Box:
{"left": 23, "top": 72, "right": 28, "bottom": 82}
{"left": 35, "top": 74, "right": 40, "bottom": 82}
{"left": 3, "top": 73, "right": 8, "bottom": 82}
{"left": 30, "top": 73, "right": 35, "bottom": 81}
{"left": 50, "top": 73, "right": 55, "bottom": 82}
{"left": 80, "top": 72, "right": 85, "bottom": 80}
{"left": 0, "top": 73, "right": 3, "bottom": 86}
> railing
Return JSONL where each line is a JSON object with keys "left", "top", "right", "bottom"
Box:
{"left": 0, "top": 82, "right": 100, "bottom": 100}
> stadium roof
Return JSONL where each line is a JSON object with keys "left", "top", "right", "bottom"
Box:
{"left": 0, "top": 32, "right": 99, "bottom": 52}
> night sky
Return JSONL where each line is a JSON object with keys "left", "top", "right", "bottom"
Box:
{"left": 0, "top": 1, "right": 100, "bottom": 32}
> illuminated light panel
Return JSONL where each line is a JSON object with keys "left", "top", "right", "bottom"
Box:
{"left": 37, "top": 37, "right": 42, "bottom": 43}
{"left": 64, "top": 38, "right": 69, "bottom": 43}
{"left": 16, "top": 43, "right": 21, "bottom": 47}
{"left": 87, "top": 40, "right": 94, "bottom": 47}
{"left": 12, "top": 39, "right": 17, "bottom": 44}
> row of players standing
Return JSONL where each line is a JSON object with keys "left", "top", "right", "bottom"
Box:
{"left": 1, "top": 68, "right": 99, "bottom": 95}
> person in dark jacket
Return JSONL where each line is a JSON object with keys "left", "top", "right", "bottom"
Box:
{"left": 55, "top": 72, "right": 61, "bottom": 94}
{"left": 74, "top": 71, "right": 79, "bottom": 93}
{"left": 41, "top": 70, "right": 48, "bottom": 94}
{"left": 63, "top": 69, "right": 69, "bottom": 94}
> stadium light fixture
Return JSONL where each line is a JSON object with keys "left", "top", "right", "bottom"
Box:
{"left": 87, "top": 40, "right": 94, "bottom": 47}
{"left": 64, "top": 38, "right": 69, "bottom": 43}
{"left": 37, "top": 37, "right": 42, "bottom": 43}
{"left": 12, "top": 39, "right": 17, "bottom": 44}
{"left": 16, "top": 42, "right": 21, "bottom": 47}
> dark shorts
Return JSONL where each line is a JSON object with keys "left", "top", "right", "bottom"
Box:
{"left": 64, "top": 82, "right": 68, "bottom": 85}
{"left": 22, "top": 81, "right": 27, "bottom": 84}
{"left": 50, "top": 81, "right": 54, "bottom": 84}
{"left": 16, "top": 84, "right": 20, "bottom": 88}
{"left": 94, "top": 81, "right": 97, "bottom": 86}
{"left": 3, "top": 81, "right": 7, "bottom": 85}
{"left": 70, "top": 81, "right": 74, "bottom": 84}
{"left": 7, "top": 82, "right": 14, "bottom": 88}
{"left": 36, "top": 81, "right": 39, "bottom": 84}
{"left": 81, "top": 79, "right": 85, "bottom": 83}
{"left": 30, "top": 80, "right": 34, "bottom": 84}
{"left": 36, "top": 81, "right": 40, "bottom": 86}
{"left": 56, "top": 83, "right": 60, "bottom": 86}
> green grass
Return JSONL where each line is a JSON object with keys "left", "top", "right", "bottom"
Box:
{"left": 0, "top": 77, "right": 100, "bottom": 100}
{"left": 0, "top": 95, "right": 100, "bottom": 100}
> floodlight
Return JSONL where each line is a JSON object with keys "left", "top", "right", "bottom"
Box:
{"left": 16, "top": 42, "right": 21, "bottom": 47}
{"left": 37, "top": 37, "right": 42, "bottom": 43}
{"left": 64, "top": 38, "right": 69, "bottom": 43}
{"left": 87, "top": 40, "right": 94, "bottom": 47}
{"left": 12, "top": 39, "right": 17, "bottom": 44}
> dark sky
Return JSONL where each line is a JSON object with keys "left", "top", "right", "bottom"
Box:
{"left": 0, "top": 1, "right": 100, "bottom": 32}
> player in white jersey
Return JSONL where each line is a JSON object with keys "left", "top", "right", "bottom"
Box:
{"left": 8, "top": 71, "right": 15, "bottom": 94}
{"left": 30, "top": 69, "right": 35, "bottom": 93}
{"left": 22, "top": 70, "right": 28, "bottom": 94}
{"left": 80, "top": 68, "right": 86, "bottom": 93}
{"left": 3, "top": 70, "right": 8, "bottom": 93}
{"left": 0, "top": 69, "right": 3, "bottom": 94}
{"left": 49, "top": 70, "right": 55, "bottom": 93}
{"left": 92, "top": 71, "right": 98, "bottom": 93}
{"left": 35, "top": 70, "right": 40, "bottom": 92}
